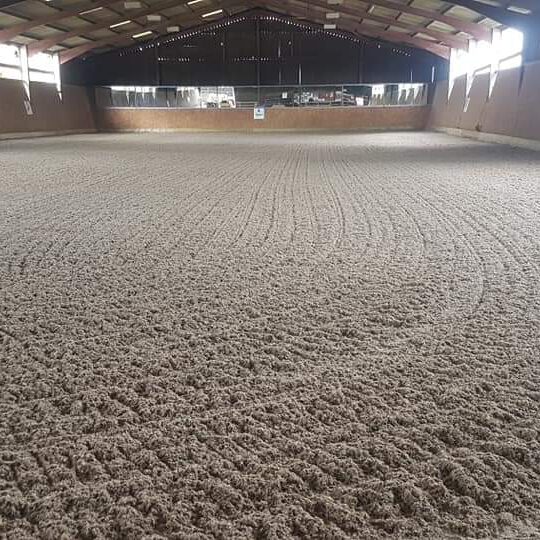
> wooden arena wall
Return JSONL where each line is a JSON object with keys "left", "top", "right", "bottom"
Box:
{"left": 428, "top": 62, "right": 540, "bottom": 145}
{"left": 93, "top": 106, "right": 429, "bottom": 132}
{"left": 0, "top": 79, "right": 96, "bottom": 139}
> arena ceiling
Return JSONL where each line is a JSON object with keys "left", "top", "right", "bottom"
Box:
{"left": 0, "top": 0, "right": 537, "bottom": 63}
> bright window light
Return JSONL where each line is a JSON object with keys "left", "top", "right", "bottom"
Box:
{"left": 28, "top": 52, "right": 55, "bottom": 72}
{"left": 0, "top": 44, "right": 21, "bottom": 80}
{"left": 0, "top": 43, "right": 60, "bottom": 94}
{"left": 449, "top": 27, "right": 524, "bottom": 99}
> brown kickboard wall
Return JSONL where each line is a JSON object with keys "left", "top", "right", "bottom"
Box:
{"left": 0, "top": 79, "right": 96, "bottom": 137}
{"left": 95, "top": 105, "right": 430, "bottom": 132}
{"left": 429, "top": 62, "right": 540, "bottom": 142}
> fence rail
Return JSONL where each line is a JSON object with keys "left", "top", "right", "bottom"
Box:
{"left": 95, "top": 83, "right": 429, "bottom": 110}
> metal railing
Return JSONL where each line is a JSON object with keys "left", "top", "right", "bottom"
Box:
{"left": 95, "top": 82, "right": 429, "bottom": 109}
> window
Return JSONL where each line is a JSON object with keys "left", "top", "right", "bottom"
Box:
{"left": 0, "top": 44, "right": 21, "bottom": 80}
{"left": 0, "top": 44, "right": 60, "bottom": 88}
{"left": 449, "top": 28, "right": 524, "bottom": 100}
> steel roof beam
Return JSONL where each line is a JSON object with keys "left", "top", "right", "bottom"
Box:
{"left": 59, "top": 0, "right": 242, "bottom": 63}
{"left": 28, "top": 0, "right": 183, "bottom": 55}
{"left": 0, "top": 0, "right": 122, "bottom": 44}
{"left": 259, "top": 1, "right": 450, "bottom": 58}
{"left": 284, "top": 0, "right": 468, "bottom": 50}
{"left": 446, "top": 0, "right": 537, "bottom": 31}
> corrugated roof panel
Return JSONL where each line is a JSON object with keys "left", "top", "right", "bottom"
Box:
{"left": 6, "top": 1, "right": 59, "bottom": 18}
{"left": 87, "top": 27, "right": 120, "bottom": 38}
{"left": 0, "top": 12, "right": 26, "bottom": 26}
{"left": 445, "top": 5, "right": 482, "bottom": 21}
{"left": 56, "top": 16, "right": 96, "bottom": 30}
{"left": 24, "top": 25, "right": 63, "bottom": 38}
{"left": 369, "top": 6, "right": 400, "bottom": 19}
{"left": 428, "top": 20, "right": 458, "bottom": 33}
{"left": 396, "top": 13, "right": 430, "bottom": 27}
{"left": 62, "top": 35, "right": 92, "bottom": 46}
{"left": 387, "top": 26, "right": 409, "bottom": 34}
{"left": 414, "top": 32, "right": 438, "bottom": 41}
{"left": 359, "top": 19, "right": 388, "bottom": 29}
{"left": 411, "top": 0, "right": 448, "bottom": 11}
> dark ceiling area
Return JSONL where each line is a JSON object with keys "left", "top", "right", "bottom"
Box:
{"left": 63, "top": 10, "right": 449, "bottom": 86}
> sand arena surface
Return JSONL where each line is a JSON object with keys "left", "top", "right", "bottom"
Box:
{"left": 1, "top": 131, "right": 540, "bottom": 539}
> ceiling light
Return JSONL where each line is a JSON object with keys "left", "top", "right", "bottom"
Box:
{"left": 324, "top": 23, "right": 336, "bottom": 29}
{"left": 187, "top": 0, "right": 205, "bottom": 4}
{"left": 79, "top": 6, "right": 103, "bottom": 14}
{"left": 506, "top": 5, "right": 532, "bottom": 14}
{"left": 147, "top": 14, "right": 162, "bottom": 21}
{"left": 326, "top": 12, "right": 340, "bottom": 19}
{"left": 202, "top": 8, "right": 223, "bottom": 18}
{"left": 167, "top": 25, "right": 180, "bottom": 32}
{"left": 133, "top": 30, "right": 153, "bottom": 38}
{"left": 110, "top": 20, "right": 132, "bottom": 28}
{"left": 124, "top": 1, "right": 142, "bottom": 8}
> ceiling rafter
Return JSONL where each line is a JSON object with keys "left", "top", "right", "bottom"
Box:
{"left": 358, "top": 0, "right": 491, "bottom": 41}
{"left": 258, "top": 1, "right": 450, "bottom": 58}
{"left": 0, "top": 0, "right": 121, "bottom": 43}
{"left": 445, "top": 0, "right": 538, "bottom": 31}
{"left": 59, "top": 0, "right": 242, "bottom": 63}
{"left": 1, "top": 0, "right": 537, "bottom": 61}
{"left": 274, "top": 0, "right": 468, "bottom": 50}
{"left": 27, "top": 0, "right": 184, "bottom": 56}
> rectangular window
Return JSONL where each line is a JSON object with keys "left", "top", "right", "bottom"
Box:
{"left": 449, "top": 28, "right": 524, "bottom": 101}
{"left": 0, "top": 45, "right": 60, "bottom": 87}
{"left": 0, "top": 44, "right": 21, "bottom": 80}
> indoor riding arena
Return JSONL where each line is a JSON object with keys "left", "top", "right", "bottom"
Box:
{"left": 1, "top": 1, "right": 540, "bottom": 539}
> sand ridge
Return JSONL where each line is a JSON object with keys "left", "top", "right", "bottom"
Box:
{"left": 1, "top": 131, "right": 540, "bottom": 538}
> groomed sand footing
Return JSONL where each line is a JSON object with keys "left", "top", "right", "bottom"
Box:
{"left": 1, "top": 131, "right": 540, "bottom": 539}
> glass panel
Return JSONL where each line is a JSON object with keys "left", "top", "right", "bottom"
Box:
{"left": 95, "top": 83, "right": 431, "bottom": 109}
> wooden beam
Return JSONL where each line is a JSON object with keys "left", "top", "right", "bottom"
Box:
{"left": 502, "top": 0, "right": 538, "bottom": 10}
{"left": 284, "top": 0, "right": 468, "bottom": 50}
{"left": 259, "top": 1, "right": 450, "bottom": 58}
{"left": 446, "top": 0, "right": 537, "bottom": 31}
{"left": 355, "top": 0, "right": 491, "bottom": 41}
{"left": 0, "top": 0, "right": 25, "bottom": 7}
{"left": 0, "top": 0, "right": 121, "bottom": 44}
{"left": 27, "top": 0, "right": 183, "bottom": 56}
{"left": 60, "top": 1, "right": 243, "bottom": 63}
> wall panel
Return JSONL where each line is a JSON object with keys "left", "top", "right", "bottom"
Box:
{"left": 95, "top": 106, "right": 429, "bottom": 132}
{"left": 0, "top": 80, "right": 96, "bottom": 138}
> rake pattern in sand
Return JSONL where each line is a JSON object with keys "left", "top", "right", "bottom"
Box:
{"left": 1, "top": 132, "right": 540, "bottom": 539}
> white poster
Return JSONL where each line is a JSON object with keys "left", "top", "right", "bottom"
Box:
{"left": 254, "top": 107, "right": 265, "bottom": 120}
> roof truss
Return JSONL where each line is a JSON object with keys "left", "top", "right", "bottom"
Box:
{"left": 0, "top": 0, "right": 536, "bottom": 62}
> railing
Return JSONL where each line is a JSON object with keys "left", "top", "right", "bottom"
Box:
{"left": 95, "top": 83, "right": 429, "bottom": 109}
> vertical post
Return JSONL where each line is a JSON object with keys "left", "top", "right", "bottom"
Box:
{"left": 19, "top": 45, "right": 33, "bottom": 115}
{"left": 490, "top": 29, "right": 501, "bottom": 96}
{"left": 357, "top": 41, "right": 361, "bottom": 83}
{"left": 278, "top": 37, "right": 282, "bottom": 86}
{"left": 222, "top": 28, "right": 226, "bottom": 84}
{"left": 256, "top": 16, "right": 261, "bottom": 105}
{"left": 299, "top": 63, "right": 302, "bottom": 107}
{"left": 154, "top": 37, "right": 161, "bottom": 86}
{"left": 53, "top": 52, "right": 62, "bottom": 101}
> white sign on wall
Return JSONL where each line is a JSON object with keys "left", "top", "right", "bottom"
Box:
{"left": 254, "top": 107, "right": 265, "bottom": 120}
